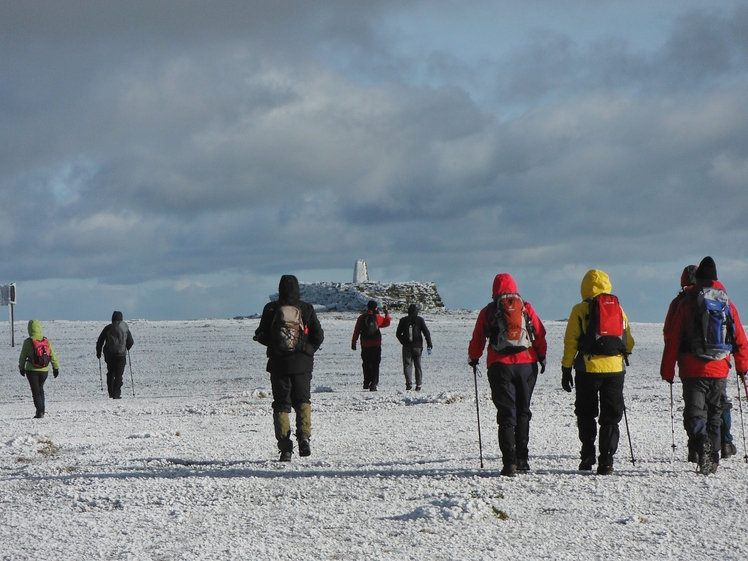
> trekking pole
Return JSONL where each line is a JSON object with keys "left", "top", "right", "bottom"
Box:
{"left": 669, "top": 384, "right": 677, "bottom": 457}
{"left": 623, "top": 403, "right": 636, "bottom": 466}
{"left": 472, "top": 364, "right": 484, "bottom": 469}
{"left": 98, "top": 357, "right": 103, "bottom": 392}
{"left": 738, "top": 373, "right": 748, "bottom": 463}
{"left": 127, "top": 349, "right": 135, "bottom": 397}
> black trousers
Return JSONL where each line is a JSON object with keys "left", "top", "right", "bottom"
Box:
{"left": 361, "top": 346, "right": 382, "bottom": 389}
{"left": 487, "top": 362, "right": 538, "bottom": 462}
{"left": 26, "top": 370, "right": 48, "bottom": 415}
{"left": 574, "top": 372, "right": 625, "bottom": 460}
{"left": 105, "top": 355, "right": 127, "bottom": 398}
{"left": 682, "top": 377, "right": 725, "bottom": 454}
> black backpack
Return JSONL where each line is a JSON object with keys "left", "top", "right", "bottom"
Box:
{"left": 360, "top": 313, "right": 380, "bottom": 340}
{"left": 106, "top": 323, "right": 129, "bottom": 355}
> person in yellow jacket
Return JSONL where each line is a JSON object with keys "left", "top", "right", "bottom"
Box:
{"left": 18, "top": 319, "right": 60, "bottom": 419}
{"left": 561, "top": 270, "right": 635, "bottom": 474}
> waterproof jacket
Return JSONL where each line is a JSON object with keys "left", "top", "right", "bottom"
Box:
{"left": 468, "top": 274, "right": 547, "bottom": 368}
{"left": 663, "top": 266, "right": 698, "bottom": 335}
{"left": 96, "top": 311, "right": 134, "bottom": 359}
{"left": 561, "top": 270, "right": 635, "bottom": 375}
{"left": 19, "top": 320, "right": 60, "bottom": 373}
{"left": 254, "top": 275, "right": 324, "bottom": 376}
{"left": 396, "top": 311, "right": 432, "bottom": 349}
{"left": 352, "top": 310, "right": 391, "bottom": 348}
{"left": 660, "top": 279, "right": 748, "bottom": 381}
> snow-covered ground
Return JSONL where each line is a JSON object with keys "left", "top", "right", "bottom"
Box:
{"left": 1, "top": 313, "right": 747, "bottom": 560}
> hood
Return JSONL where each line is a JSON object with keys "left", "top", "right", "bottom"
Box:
{"left": 112, "top": 311, "right": 123, "bottom": 323}
{"left": 492, "top": 273, "right": 519, "bottom": 298}
{"left": 580, "top": 270, "right": 612, "bottom": 300}
{"left": 278, "top": 275, "right": 300, "bottom": 303}
{"left": 680, "top": 265, "right": 697, "bottom": 288}
{"left": 27, "top": 319, "right": 43, "bottom": 340}
{"left": 407, "top": 304, "right": 418, "bottom": 316}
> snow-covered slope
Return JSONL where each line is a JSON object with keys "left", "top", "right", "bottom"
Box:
{"left": 1, "top": 313, "right": 747, "bottom": 560}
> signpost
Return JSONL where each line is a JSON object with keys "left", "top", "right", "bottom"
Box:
{"left": 0, "top": 283, "right": 16, "bottom": 346}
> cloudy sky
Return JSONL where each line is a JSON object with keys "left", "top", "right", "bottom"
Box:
{"left": 2, "top": 1, "right": 748, "bottom": 323}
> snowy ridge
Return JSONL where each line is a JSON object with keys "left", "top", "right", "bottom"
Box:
{"left": 298, "top": 280, "right": 445, "bottom": 312}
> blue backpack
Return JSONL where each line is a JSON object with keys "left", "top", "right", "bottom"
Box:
{"left": 689, "top": 287, "right": 735, "bottom": 360}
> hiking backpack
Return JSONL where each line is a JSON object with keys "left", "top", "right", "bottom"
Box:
{"left": 688, "top": 287, "right": 735, "bottom": 360}
{"left": 488, "top": 293, "right": 534, "bottom": 353}
{"left": 30, "top": 338, "right": 51, "bottom": 368}
{"left": 579, "top": 294, "right": 627, "bottom": 356}
{"left": 271, "top": 304, "right": 306, "bottom": 355}
{"left": 360, "top": 313, "right": 380, "bottom": 340}
{"left": 106, "top": 323, "right": 129, "bottom": 355}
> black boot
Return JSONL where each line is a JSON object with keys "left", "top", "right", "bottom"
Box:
{"left": 278, "top": 438, "right": 293, "bottom": 462}
{"left": 498, "top": 425, "right": 517, "bottom": 477}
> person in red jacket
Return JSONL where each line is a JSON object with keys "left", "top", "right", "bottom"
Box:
{"left": 351, "top": 300, "right": 391, "bottom": 392}
{"left": 661, "top": 256, "right": 748, "bottom": 474}
{"left": 468, "top": 273, "right": 547, "bottom": 476}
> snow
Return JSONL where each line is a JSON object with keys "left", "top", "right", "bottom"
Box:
{"left": 1, "top": 313, "right": 748, "bottom": 560}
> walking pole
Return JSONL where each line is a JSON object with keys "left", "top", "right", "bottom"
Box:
{"left": 623, "top": 403, "right": 636, "bottom": 466}
{"left": 472, "top": 364, "right": 484, "bottom": 469}
{"left": 127, "top": 349, "right": 135, "bottom": 398}
{"left": 669, "top": 384, "right": 677, "bottom": 458}
{"left": 738, "top": 373, "right": 748, "bottom": 463}
{"left": 98, "top": 357, "right": 103, "bottom": 392}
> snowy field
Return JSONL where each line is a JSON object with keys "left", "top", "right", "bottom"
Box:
{"left": 1, "top": 312, "right": 747, "bottom": 560}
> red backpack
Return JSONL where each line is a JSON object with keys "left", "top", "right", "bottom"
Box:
{"left": 579, "top": 294, "right": 627, "bottom": 356}
{"left": 488, "top": 293, "right": 534, "bottom": 354}
{"left": 30, "top": 338, "right": 51, "bottom": 368}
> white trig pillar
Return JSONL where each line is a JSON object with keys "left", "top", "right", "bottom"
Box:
{"left": 353, "top": 260, "right": 369, "bottom": 283}
{"left": 0, "top": 283, "right": 16, "bottom": 346}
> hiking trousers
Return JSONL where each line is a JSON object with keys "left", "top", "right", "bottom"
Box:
{"left": 271, "top": 371, "right": 312, "bottom": 442}
{"left": 574, "top": 372, "right": 624, "bottom": 461}
{"left": 105, "top": 355, "right": 126, "bottom": 399}
{"left": 487, "top": 362, "right": 538, "bottom": 462}
{"left": 361, "top": 346, "right": 382, "bottom": 389}
{"left": 26, "top": 370, "right": 48, "bottom": 416}
{"left": 402, "top": 346, "right": 423, "bottom": 388}
{"left": 682, "top": 377, "right": 725, "bottom": 454}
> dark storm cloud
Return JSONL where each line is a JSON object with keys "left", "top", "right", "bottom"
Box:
{"left": 2, "top": 1, "right": 748, "bottom": 320}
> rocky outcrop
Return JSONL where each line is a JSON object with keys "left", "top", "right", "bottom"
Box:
{"left": 296, "top": 281, "right": 445, "bottom": 313}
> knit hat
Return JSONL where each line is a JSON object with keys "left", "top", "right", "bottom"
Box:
{"left": 695, "top": 256, "right": 717, "bottom": 281}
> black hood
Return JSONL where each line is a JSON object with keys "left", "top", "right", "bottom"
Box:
{"left": 408, "top": 304, "right": 418, "bottom": 316}
{"left": 278, "top": 275, "right": 300, "bottom": 303}
{"left": 112, "top": 311, "right": 123, "bottom": 322}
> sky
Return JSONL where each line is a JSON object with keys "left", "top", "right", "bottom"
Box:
{"left": 2, "top": 0, "right": 748, "bottom": 322}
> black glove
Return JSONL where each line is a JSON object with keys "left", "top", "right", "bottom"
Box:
{"left": 351, "top": 342, "right": 357, "bottom": 351}
{"left": 561, "top": 366, "right": 573, "bottom": 392}
{"left": 19, "top": 366, "right": 25, "bottom": 377}
{"left": 539, "top": 357, "right": 546, "bottom": 374}
{"left": 96, "top": 352, "right": 101, "bottom": 359}
{"left": 53, "top": 369, "right": 59, "bottom": 378}
{"left": 468, "top": 358, "right": 479, "bottom": 368}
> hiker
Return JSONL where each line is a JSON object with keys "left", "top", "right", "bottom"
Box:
{"left": 561, "top": 269, "right": 635, "bottom": 475}
{"left": 254, "top": 275, "right": 324, "bottom": 461}
{"left": 18, "top": 320, "right": 60, "bottom": 419}
{"left": 395, "top": 304, "right": 433, "bottom": 391}
{"left": 468, "top": 273, "right": 547, "bottom": 476}
{"left": 96, "top": 311, "right": 134, "bottom": 399}
{"left": 660, "top": 256, "right": 748, "bottom": 474}
{"left": 351, "top": 300, "right": 391, "bottom": 392}
{"left": 664, "top": 265, "right": 738, "bottom": 461}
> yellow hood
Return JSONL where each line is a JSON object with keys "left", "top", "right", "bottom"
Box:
{"left": 580, "top": 270, "right": 612, "bottom": 300}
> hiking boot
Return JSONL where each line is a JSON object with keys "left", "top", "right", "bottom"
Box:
{"left": 596, "top": 455, "right": 613, "bottom": 475}
{"left": 278, "top": 437, "right": 293, "bottom": 462}
{"left": 500, "top": 463, "right": 517, "bottom": 477}
{"left": 363, "top": 383, "right": 370, "bottom": 390}
{"left": 722, "top": 442, "right": 737, "bottom": 459}
{"left": 279, "top": 450, "right": 292, "bottom": 462}
{"left": 369, "top": 386, "right": 377, "bottom": 392}
{"left": 298, "top": 439, "right": 311, "bottom": 457}
{"left": 697, "top": 439, "right": 713, "bottom": 475}
{"left": 579, "top": 455, "right": 596, "bottom": 471}
{"left": 688, "top": 448, "right": 698, "bottom": 463}
{"left": 34, "top": 411, "right": 44, "bottom": 419}
{"left": 415, "top": 386, "right": 421, "bottom": 392}
{"left": 516, "top": 458, "right": 530, "bottom": 473}
{"left": 405, "top": 384, "right": 412, "bottom": 391}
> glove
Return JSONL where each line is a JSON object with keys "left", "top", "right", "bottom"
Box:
{"left": 351, "top": 342, "right": 357, "bottom": 351}
{"left": 427, "top": 347, "right": 432, "bottom": 355}
{"left": 664, "top": 378, "right": 674, "bottom": 385}
{"left": 539, "top": 357, "right": 546, "bottom": 374}
{"left": 468, "top": 358, "right": 479, "bottom": 368}
{"left": 561, "top": 366, "right": 573, "bottom": 392}
{"left": 19, "top": 366, "right": 25, "bottom": 377}
{"left": 53, "top": 369, "right": 59, "bottom": 378}
{"left": 96, "top": 352, "right": 101, "bottom": 359}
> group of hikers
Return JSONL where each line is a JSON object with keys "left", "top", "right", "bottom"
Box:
{"left": 17, "top": 256, "right": 748, "bottom": 477}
